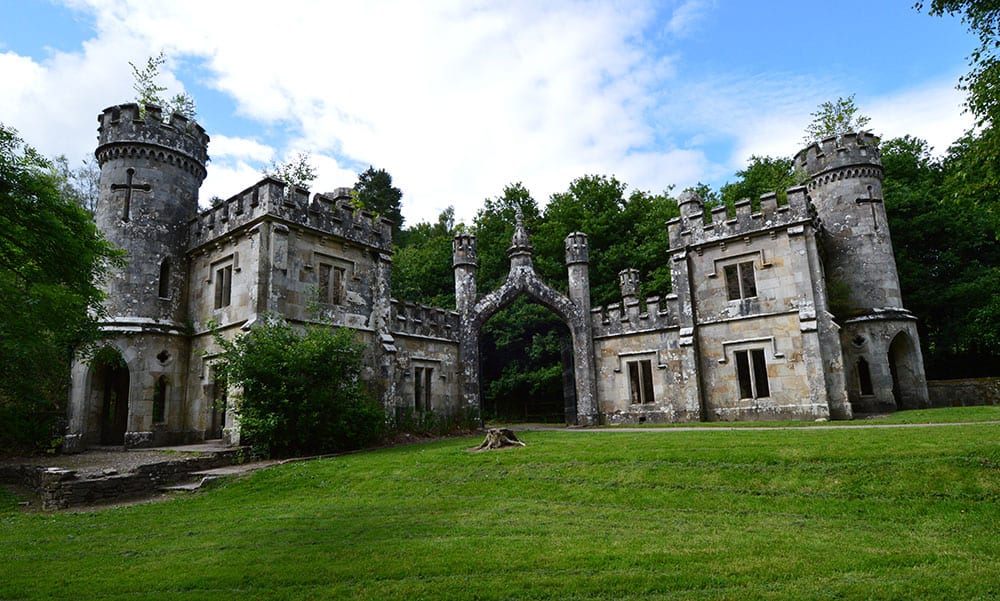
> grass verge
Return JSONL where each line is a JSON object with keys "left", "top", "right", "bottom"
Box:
{"left": 1, "top": 420, "right": 999, "bottom": 599}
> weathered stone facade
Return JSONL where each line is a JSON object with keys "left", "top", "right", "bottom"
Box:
{"left": 65, "top": 104, "right": 929, "bottom": 451}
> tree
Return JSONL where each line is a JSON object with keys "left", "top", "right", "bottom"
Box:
{"left": 881, "top": 135, "right": 1000, "bottom": 377}
{"left": 391, "top": 207, "right": 457, "bottom": 307}
{"left": 718, "top": 155, "right": 804, "bottom": 210}
{"left": 353, "top": 166, "right": 404, "bottom": 237}
{"left": 0, "top": 124, "right": 123, "bottom": 451}
{"left": 918, "top": 1, "right": 1000, "bottom": 130}
{"left": 803, "top": 94, "right": 871, "bottom": 143}
{"left": 264, "top": 152, "right": 317, "bottom": 189}
{"left": 214, "top": 317, "right": 384, "bottom": 458}
{"left": 129, "top": 51, "right": 197, "bottom": 119}
{"left": 50, "top": 155, "right": 100, "bottom": 217}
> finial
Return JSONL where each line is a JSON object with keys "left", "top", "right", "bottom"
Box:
{"left": 508, "top": 206, "right": 532, "bottom": 259}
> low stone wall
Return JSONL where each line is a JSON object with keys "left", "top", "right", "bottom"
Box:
{"left": 0, "top": 450, "right": 242, "bottom": 510}
{"left": 927, "top": 377, "right": 1000, "bottom": 408}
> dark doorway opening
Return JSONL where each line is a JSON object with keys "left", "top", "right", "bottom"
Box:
{"left": 480, "top": 299, "right": 574, "bottom": 423}
{"left": 208, "top": 373, "right": 227, "bottom": 439}
{"left": 93, "top": 350, "right": 129, "bottom": 445}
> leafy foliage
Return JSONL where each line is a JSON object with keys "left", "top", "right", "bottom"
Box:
{"left": 128, "top": 52, "right": 197, "bottom": 119}
{"left": 49, "top": 155, "right": 100, "bottom": 217}
{"left": 213, "top": 317, "right": 384, "bottom": 457}
{"left": 353, "top": 166, "right": 404, "bottom": 237}
{"left": 802, "top": 94, "right": 871, "bottom": 143}
{"left": 391, "top": 207, "right": 457, "bottom": 307}
{"left": 718, "top": 155, "right": 804, "bottom": 210}
{"left": 264, "top": 152, "right": 317, "bottom": 189}
{"left": 882, "top": 135, "right": 1000, "bottom": 377}
{"left": 0, "top": 125, "right": 123, "bottom": 452}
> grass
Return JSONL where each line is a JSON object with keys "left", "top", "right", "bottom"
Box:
{"left": 587, "top": 405, "right": 1000, "bottom": 428}
{"left": 2, "top": 414, "right": 1000, "bottom": 599}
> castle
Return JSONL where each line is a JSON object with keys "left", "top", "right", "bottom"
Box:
{"left": 64, "top": 103, "right": 929, "bottom": 451}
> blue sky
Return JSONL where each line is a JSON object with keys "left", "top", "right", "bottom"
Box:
{"left": 0, "top": 1, "right": 978, "bottom": 225}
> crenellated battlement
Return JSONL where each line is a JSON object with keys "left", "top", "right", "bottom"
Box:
{"left": 565, "top": 231, "right": 589, "bottom": 265}
{"left": 667, "top": 186, "right": 811, "bottom": 249}
{"left": 96, "top": 103, "right": 209, "bottom": 176}
{"left": 187, "top": 178, "right": 393, "bottom": 252}
{"left": 390, "top": 299, "right": 460, "bottom": 340}
{"left": 794, "top": 131, "right": 881, "bottom": 179}
{"left": 591, "top": 294, "right": 680, "bottom": 338}
{"left": 452, "top": 233, "right": 478, "bottom": 267}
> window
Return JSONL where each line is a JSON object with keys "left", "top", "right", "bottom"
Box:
{"left": 318, "top": 263, "right": 346, "bottom": 305}
{"left": 414, "top": 366, "right": 432, "bottom": 412}
{"left": 214, "top": 264, "right": 232, "bottom": 309}
{"left": 152, "top": 376, "right": 167, "bottom": 423}
{"left": 857, "top": 357, "right": 874, "bottom": 396}
{"left": 158, "top": 259, "right": 171, "bottom": 299}
{"left": 724, "top": 261, "right": 757, "bottom": 301}
{"left": 628, "top": 359, "right": 655, "bottom": 404}
{"left": 735, "top": 349, "right": 770, "bottom": 399}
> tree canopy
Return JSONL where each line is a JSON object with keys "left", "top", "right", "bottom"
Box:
{"left": 353, "top": 166, "right": 404, "bottom": 237}
{"left": 802, "top": 94, "right": 871, "bottom": 143}
{"left": 129, "top": 52, "right": 197, "bottom": 119}
{"left": 264, "top": 152, "right": 317, "bottom": 189}
{"left": 0, "top": 124, "right": 123, "bottom": 451}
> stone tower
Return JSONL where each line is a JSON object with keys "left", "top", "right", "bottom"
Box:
{"left": 795, "top": 133, "right": 928, "bottom": 412}
{"left": 66, "top": 104, "right": 210, "bottom": 450}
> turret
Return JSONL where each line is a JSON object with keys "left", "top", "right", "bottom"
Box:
{"left": 794, "top": 132, "right": 901, "bottom": 310}
{"left": 453, "top": 232, "right": 478, "bottom": 317}
{"left": 795, "top": 132, "right": 928, "bottom": 412}
{"left": 565, "top": 232, "right": 591, "bottom": 315}
{"left": 95, "top": 103, "right": 209, "bottom": 323}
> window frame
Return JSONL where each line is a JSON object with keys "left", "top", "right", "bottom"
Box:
{"left": 213, "top": 263, "right": 233, "bottom": 309}
{"left": 734, "top": 348, "right": 770, "bottom": 399}
{"left": 627, "top": 359, "right": 655, "bottom": 405}
{"left": 414, "top": 366, "right": 433, "bottom": 412}
{"left": 724, "top": 260, "right": 758, "bottom": 301}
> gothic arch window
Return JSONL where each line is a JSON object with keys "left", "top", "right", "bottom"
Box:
{"left": 152, "top": 376, "right": 167, "bottom": 424}
{"left": 857, "top": 357, "right": 874, "bottom": 396}
{"left": 158, "top": 258, "right": 171, "bottom": 299}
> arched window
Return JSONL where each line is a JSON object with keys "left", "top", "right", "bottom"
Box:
{"left": 857, "top": 357, "right": 874, "bottom": 396}
{"left": 152, "top": 376, "right": 167, "bottom": 423}
{"left": 158, "top": 258, "right": 171, "bottom": 299}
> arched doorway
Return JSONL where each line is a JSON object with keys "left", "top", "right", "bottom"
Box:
{"left": 888, "top": 331, "right": 920, "bottom": 410}
{"left": 91, "top": 348, "right": 129, "bottom": 445}
{"left": 453, "top": 214, "right": 597, "bottom": 425}
{"left": 480, "top": 299, "right": 575, "bottom": 423}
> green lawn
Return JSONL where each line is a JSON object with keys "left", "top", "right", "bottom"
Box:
{"left": 2, "top": 417, "right": 1000, "bottom": 600}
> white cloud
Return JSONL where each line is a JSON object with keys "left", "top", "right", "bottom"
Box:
{"left": 209, "top": 135, "right": 274, "bottom": 162}
{"left": 0, "top": 0, "right": 975, "bottom": 228}
{"left": 868, "top": 77, "right": 973, "bottom": 156}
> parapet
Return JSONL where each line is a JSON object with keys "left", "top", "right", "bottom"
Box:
{"left": 390, "top": 299, "right": 460, "bottom": 341}
{"left": 667, "top": 186, "right": 812, "bottom": 249}
{"left": 565, "top": 232, "right": 589, "bottom": 265}
{"left": 794, "top": 131, "right": 881, "bottom": 178}
{"left": 188, "top": 177, "right": 393, "bottom": 252}
{"left": 96, "top": 103, "right": 209, "bottom": 174}
{"left": 591, "top": 294, "right": 680, "bottom": 338}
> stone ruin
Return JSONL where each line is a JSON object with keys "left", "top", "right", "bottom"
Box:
{"left": 64, "top": 103, "right": 929, "bottom": 451}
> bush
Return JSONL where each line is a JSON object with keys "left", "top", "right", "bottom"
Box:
{"left": 215, "top": 317, "right": 384, "bottom": 458}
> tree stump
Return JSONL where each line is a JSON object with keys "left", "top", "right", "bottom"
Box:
{"left": 471, "top": 428, "right": 526, "bottom": 451}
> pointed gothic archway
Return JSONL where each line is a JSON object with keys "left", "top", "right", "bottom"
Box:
{"left": 89, "top": 347, "right": 130, "bottom": 445}
{"left": 888, "top": 330, "right": 923, "bottom": 410}
{"left": 453, "top": 212, "right": 598, "bottom": 425}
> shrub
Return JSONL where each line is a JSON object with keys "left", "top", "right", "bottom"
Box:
{"left": 215, "top": 317, "right": 384, "bottom": 458}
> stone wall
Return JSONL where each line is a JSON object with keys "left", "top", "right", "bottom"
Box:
{"left": 0, "top": 451, "right": 240, "bottom": 511}
{"left": 927, "top": 377, "right": 1000, "bottom": 408}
